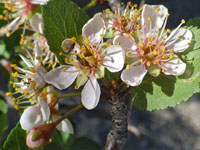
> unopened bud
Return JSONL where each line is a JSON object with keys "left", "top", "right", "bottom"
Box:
{"left": 26, "top": 123, "right": 56, "bottom": 149}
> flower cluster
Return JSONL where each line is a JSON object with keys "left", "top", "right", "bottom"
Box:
{"left": 4, "top": 1, "right": 192, "bottom": 148}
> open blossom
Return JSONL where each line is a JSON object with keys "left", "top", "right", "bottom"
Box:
{"left": 0, "top": 0, "right": 49, "bottom": 36}
{"left": 6, "top": 41, "right": 48, "bottom": 109}
{"left": 113, "top": 4, "right": 192, "bottom": 86}
{"left": 95, "top": 2, "right": 168, "bottom": 39}
{"left": 45, "top": 17, "right": 125, "bottom": 110}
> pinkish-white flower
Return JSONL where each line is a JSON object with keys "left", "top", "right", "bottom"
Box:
{"left": 45, "top": 17, "right": 125, "bottom": 110}
{"left": 114, "top": 4, "right": 192, "bottom": 86}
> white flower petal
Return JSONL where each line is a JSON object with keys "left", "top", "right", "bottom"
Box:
{"left": 82, "top": 17, "right": 105, "bottom": 44}
{"left": 38, "top": 97, "right": 50, "bottom": 121}
{"left": 30, "top": 13, "right": 43, "bottom": 34}
{"left": 103, "top": 45, "right": 125, "bottom": 72}
{"left": 142, "top": 4, "right": 157, "bottom": 35}
{"left": 121, "top": 64, "right": 147, "bottom": 86}
{"left": 44, "top": 66, "right": 79, "bottom": 90}
{"left": 20, "top": 106, "right": 43, "bottom": 131}
{"left": 166, "top": 28, "right": 193, "bottom": 53}
{"left": 161, "top": 57, "right": 186, "bottom": 76}
{"left": 53, "top": 115, "right": 74, "bottom": 134}
{"left": 152, "top": 5, "right": 168, "bottom": 28}
{"left": 81, "top": 77, "right": 100, "bottom": 110}
{"left": 31, "top": 0, "right": 49, "bottom": 5}
{"left": 34, "top": 67, "right": 47, "bottom": 88}
{"left": 113, "top": 35, "right": 137, "bottom": 53}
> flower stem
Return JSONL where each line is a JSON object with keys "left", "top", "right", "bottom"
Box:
{"left": 55, "top": 104, "right": 84, "bottom": 125}
{"left": 82, "top": 0, "right": 97, "bottom": 11}
{"left": 57, "top": 93, "right": 81, "bottom": 99}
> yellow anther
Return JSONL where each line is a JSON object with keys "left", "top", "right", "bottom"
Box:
{"left": 162, "top": 55, "right": 166, "bottom": 59}
{"left": 71, "top": 37, "right": 76, "bottom": 43}
{"left": 64, "top": 57, "right": 68, "bottom": 63}
{"left": 117, "top": 4, "right": 120, "bottom": 8}
{"left": 84, "top": 72, "right": 88, "bottom": 76}
{"left": 134, "top": 9, "right": 138, "bottom": 13}
{"left": 26, "top": 131, "right": 29, "bottom": 134}
{"left": 140, "top": 58, "right": 144, "bottom": 63}
{"left": 15, "top": 88, "right": 18, "bottom": 92}
{"left": 49, "top": 139, "right": 52, "bottom": 143}
{"left": 102, "top": 26, "right": 105, "bottom": 30}
{"left": 10, "top": 64, "right": 17, "bottom": 68}
{"left": 169, "top": 55, "right": 173, "bottom": 59}
{"left": 139, "top": 43, "right": 143, "bottom": 47}
{"left": 75, "top": 65, "right": 79, "bottom": 69}
{"left": 11, "top": 98, "right": 16, "bottom": 102}
{"left": 84, "top": 38, "right": 90, "bottom": 44}
{"left": 30, "top": 68, "right": 36, "bottom": 73}
{"left": 146, "top": 61, "right": 151, "bottom": 67}
{"left": 15, "top": 105, "right": 19, "bottom": 110}
{"left": 74, "top": 85, "right": 78, "bottom": 89}
{"left": 6, "top": 32, "right": 10, "bottom": 37}
{"left": 148, "top": 17, "right": 151, "bottom": 21}
{"left": 167, "top": 29, "right": 171, "bottom": 33}
{"left": 3, "top": 10, "right": 8, "bottom": 14}
{"left": 78, "top": 74, "right": 83, "bottom": 78}
{"left": 188, "top": 43, "right": 191, "bottom": 46}
{"left": 126, "top": 64, "right": 130, "bottom": 70}
{"left": 155, "top": 59, "right": 159, "bottom": 63}
{"left": 166, "top": 14, "right": 170, "bottom": 18}
{"left": 141, "top": 50, "right": 145, "bottom": 55}
{"left": 170, "top": 50, "right": 174, "bottom": 54}
{"left": 126, "top": 34, "right": 130, "bottom": 39}
{"left": 105, "top": 8, "right": 111, "bottom": 13}
{"left": 134, "top": 4, "right": 137, "bottom": 8}
{"left": 137, "top": 17, "right": 141, "bottom": 21}
{"left": 117, "top": 42, "right": 120, "bottom": 45}
{"left": 31, "top": 102, "right": 35, "bottom": 105}
{"left": 100, "top": 34, "right": 104, "bottom": 37}
{"left": 162, "top": 69, "right": 165, "bottom": 72}
{"left": 105, "top": 43, "right": 110, "bottom": 47}
{"left": 98, "top": 61, "right": 102, "bottom": 65}
{"left": 24, "top": 89, "right": 29, "bottom": 95}
{"left": 6, "top": 92, "right": 12, "bottom": 96}
{"left": 62, "top": 67, "right": 67, "bottom": 72}
{"left": 181, "top": 19, "right": 186, "bottom": 24}
{"left": 13, "top": 84, "right": 16, "bottom": 88}
{"left": 21, "top": 46, "right": 25, "bottom": 50}
{"left": 79, "top": 54, "right": 84, "bottom": 59}
{"left": 126, "top": 52, "right": 131, "bottom": 57}
{"left": 178, "top": 35, "right": 183, "bottom": 38}
{"left": 0, "top": 30, "right": 2, "bottom": 34}
{"left": 0, "top": 15, "right": 3, "bottom": 20}
{"left": 12, "top": 72, "right": 18, "bottom": 77}
{"left": 137, "top": 24, "right": 141, "bottom": 28}
{"left": 115, "top": 10, "right": 118, "bottom": 15}
{"left": 156, "top": 8, "right": 160, "bottom": 13}
{"left": 9, "top": 81, "right": 13, "bottom": 84}
{"left": 59, "top": 52, "right": 63, "bottom": 56}
{"left": 23, "top": 40, "right": 28, "bottom": 45}
{"left": 17, "top": 99, "right": 20, "bottom": 103}
{"left": 94, "top": 54, "right": 98, "bottom": 59}
{"left": 153, "top": 51, "right": 158, "bottom": 55}
{"left": 98, "top": 14, "right": 102, "bottom": 18}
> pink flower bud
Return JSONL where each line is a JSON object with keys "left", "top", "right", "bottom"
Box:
{"left": 26, "top": 123, "right": 56, "bottom": 149}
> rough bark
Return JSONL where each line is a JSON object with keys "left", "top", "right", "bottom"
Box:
{"left": 105, "top": 95, "right": 132, "bottom": 150}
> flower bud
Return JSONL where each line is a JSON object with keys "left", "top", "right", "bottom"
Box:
{"left": 26, "top": 123, "right": 56, "bottom": 149}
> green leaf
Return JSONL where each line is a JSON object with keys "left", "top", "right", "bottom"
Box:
{"left": 42, "top": 0, "right": 89, "bottom": 63}
{"left": 0, "top": 96, "right": 8, "bottom": 114}
{"left": 67, "top": 137, "right": 100, "bottom": 150}
{"left": 0, "top": 41, "right": 11, "bottom": 59}
{"left": 132, "top": 18, "right": 200, "bottom": 111}
{"left": 0, "top": 113, "right": 8, "bottom": 137}
{"left": 3, "top": 123, "right": 28, "bottom": 150}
